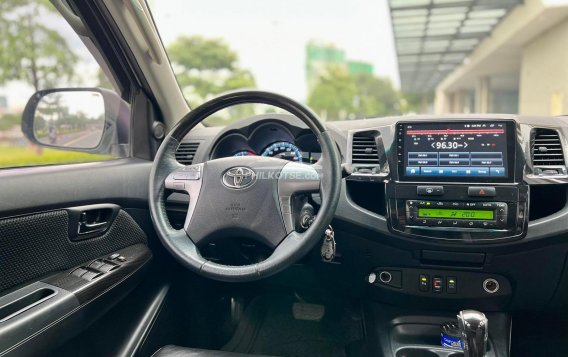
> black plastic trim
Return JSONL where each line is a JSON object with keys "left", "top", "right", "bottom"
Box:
{"left": 0, "top": 158, "right": 151, "bottom": 218}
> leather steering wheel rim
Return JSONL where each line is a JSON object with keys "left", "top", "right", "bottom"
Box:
{"left": 148, "top": 90, "right": 341, "bottom": 282}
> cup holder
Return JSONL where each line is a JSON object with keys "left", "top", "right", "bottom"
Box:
{"left": 396, "top": 348, "right": 439, "bottom": 357}
{"left": 396, "top": 348, "right": 464, "bottom": 357}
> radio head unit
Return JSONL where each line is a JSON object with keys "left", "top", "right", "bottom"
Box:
{"left": 396, "top": 121, "right": 517, "bottom": 183}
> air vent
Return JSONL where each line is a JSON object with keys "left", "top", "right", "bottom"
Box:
{"left": 351, "top": 132, "right": 380, "bottom": 165}
{"left": 532, "top": 128, "right": 565, "bottom": 167}
{"left": 175, "top": 142, "right": 200, "bottom": 165}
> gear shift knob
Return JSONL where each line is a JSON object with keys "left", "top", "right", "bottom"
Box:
{"left": 457, "top": 310, "right": 488, "bottom": 357}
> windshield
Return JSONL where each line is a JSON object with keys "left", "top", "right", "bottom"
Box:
{"left": 149, "top": 0, "right": 568, "bottom": 125}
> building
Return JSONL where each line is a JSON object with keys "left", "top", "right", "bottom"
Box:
{"left": 389, "top": 0, "right": 568, "bottom": 116}
{"left": 306, "top": 41, "right": 374, "bottom": 90}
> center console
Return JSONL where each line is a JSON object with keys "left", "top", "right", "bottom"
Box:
{"left": 387, "top": 120, "right": 529, "bottom": 242}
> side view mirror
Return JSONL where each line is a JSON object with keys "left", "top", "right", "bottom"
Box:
{"left": 21, "top": 88, "right": 130, "bottom": 156}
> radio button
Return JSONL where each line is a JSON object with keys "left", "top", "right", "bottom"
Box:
{"left": 406, "top": 200, "right": 417, "bottom": 208}
{"left": 496, "top": 216, "right": 508, "bottom": 227}
{"left": 418, "top": 218, "right": 433, "bottom": 226}
{"left": 464, "top": 220, "right": 478, "bottom": 228}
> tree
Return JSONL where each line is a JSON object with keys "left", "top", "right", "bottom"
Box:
{"left": 167, "top": 35, "right": 256, "bottom": 107}
{"left": 307, "top": 65, "right": 358, "bottom": 121}
{"left": 0, "top": 0, "right": 78, "bottom": 91}
{"left": 308, "top": 65, "right": 404, "bottom": 120}
{"left": 352, "top": 74, "right": 401, "bottom": 118}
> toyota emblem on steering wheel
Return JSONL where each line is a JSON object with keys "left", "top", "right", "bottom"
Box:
{"left": 222, "top": 166, "right": 256, "bottom": 189}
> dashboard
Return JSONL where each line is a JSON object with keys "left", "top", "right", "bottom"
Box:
{"left": 209, "top": 115, "right": 321, "bottom": 164}
{"left": 176, "top": 113, "right": 568, "bottom": 311}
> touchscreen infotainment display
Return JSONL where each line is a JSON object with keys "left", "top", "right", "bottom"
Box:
{"left": 398, "top": 121, "right": 510, "bottom": 180}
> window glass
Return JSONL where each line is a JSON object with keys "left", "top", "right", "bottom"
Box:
{"left": 0, "top": 1, "right": 127, "bottom": 169}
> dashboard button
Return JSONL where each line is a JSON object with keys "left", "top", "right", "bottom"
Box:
{"left": 490, "top": 167, "right": 506, "bottom": 177}
{"left": 496, "top": 216, "right": 507, "bottom": 227}
{"left": 432, "top": 277, "right": 443, "bottom": 293}
{"left": 464, "top": 220, "right": 478, "bottom": 228}
{"left": 417, "top": 186, "right": 444, "bottom": 196}
{"left": 468, "top": 186, "right": 496, "bottom": 197}
{"left": 419, "top": 274, "right": 430, "bottom": 292}
{"left": 447, "top": 277, "right": 457, "bottom": 294}
{"left": 480, "top": 221, "right": 496, "bottom": 229}
{"left": 406, "top": 167, "right": 420, "bottom": 176}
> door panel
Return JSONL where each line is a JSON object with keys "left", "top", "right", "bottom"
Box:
{"left": 0, "top": 159, "right": 155, "bottom": 356}
{"left": 0, "top": 207, "right": 146, "bottom": 294}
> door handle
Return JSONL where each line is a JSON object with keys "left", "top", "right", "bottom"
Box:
{"left": 78, "top": 220, "right": 109, "bottom": 235}
{"left": 67, "top": 204, "right": 120, "bottom": 241}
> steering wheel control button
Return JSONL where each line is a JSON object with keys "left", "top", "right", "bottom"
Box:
{"left": 483, "top": 278, "right": 500, "bottom": 294}
{"left": 419, "top": 274, "right": 430, "bottom": 292}
{"left": 417, "top": 185, "right": 444, "bottom": 196}
{"left": 432, "top": 276, "right": 443, "bottom": 293}
{"left": 468, "top": 186, "right": 496, "bottom": 197}
{"left": 173, "top": 182, "right": 185, "bottom": 190}
{"left": 173, "top": 171, "right": 200, "bottom": 180}
{"left": 447, "top": 277, "right": 457, "bottom": 294}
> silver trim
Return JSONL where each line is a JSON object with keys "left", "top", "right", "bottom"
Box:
{"left": 221, "top": 166, "right": 256, "bottom": 189}
{"left": 164, "top": 163, "right": 204, "bottom": 231}
{"left": 483, "top": 278, "right": 500, "bottom": 294}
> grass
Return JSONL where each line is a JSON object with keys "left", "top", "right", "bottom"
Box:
{"left": 0, "top": 146, "right": 114, "bottom": 169}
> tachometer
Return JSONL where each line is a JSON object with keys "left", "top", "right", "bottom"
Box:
{"left": 261, "top": 142, "right": 303, "bottom": 162}
{"left": 233, "top": 150, "right": 256, "bottom": 157}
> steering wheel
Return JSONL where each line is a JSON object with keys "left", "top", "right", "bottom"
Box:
{"left": 149, "top": 91, "right": 341, "bottom": 282}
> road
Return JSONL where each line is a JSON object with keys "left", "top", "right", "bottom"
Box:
{"left": 44, "top": 130, "right": 102, "bottom": 148}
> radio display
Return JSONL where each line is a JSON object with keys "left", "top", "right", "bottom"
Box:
{"left": 418, "top": 208, "right": 494, "bottom": 220}
{"left": 398, "top": 121, "right": 512, "bottom": 181}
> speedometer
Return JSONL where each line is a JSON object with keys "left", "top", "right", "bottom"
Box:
{"left": 261, "top": 142, "right": 303, "bottom": 162}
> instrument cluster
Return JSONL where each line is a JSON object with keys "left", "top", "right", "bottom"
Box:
{"left": 210, "top": 120, "right": 321, "bottom": 164}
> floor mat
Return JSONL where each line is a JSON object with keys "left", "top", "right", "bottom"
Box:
{"left": 221, "top": 294, "right": 364, "bottom": 357}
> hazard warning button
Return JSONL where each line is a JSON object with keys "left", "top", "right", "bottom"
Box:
{"left": 468, "top": 186, "right": 496, "bottom": 197}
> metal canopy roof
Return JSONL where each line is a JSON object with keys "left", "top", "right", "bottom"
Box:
{"left": 389, "top": 0, "right": 523, "bottom": 93}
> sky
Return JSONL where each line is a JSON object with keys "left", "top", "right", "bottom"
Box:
{"left": 149, "top": 0, "right": 400, "bottom": 102}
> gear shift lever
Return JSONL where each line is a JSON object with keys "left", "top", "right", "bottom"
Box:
{"left": 457, "top": 310, "right": 488, "bottom": 357}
